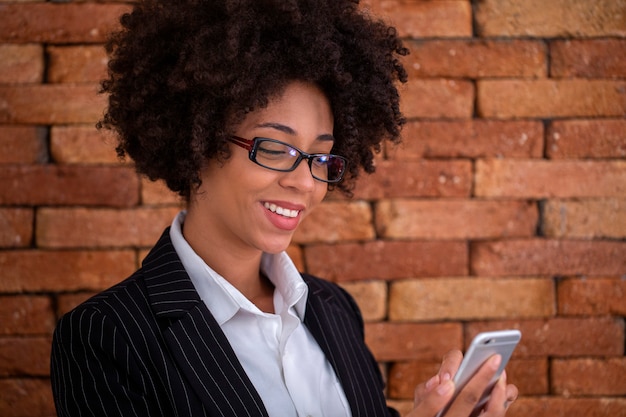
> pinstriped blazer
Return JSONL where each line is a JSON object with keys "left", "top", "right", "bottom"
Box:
{"left": 51, "top": 229, "right": 400, "bottom": 417}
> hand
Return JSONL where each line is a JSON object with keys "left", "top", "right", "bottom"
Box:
{"left": 405, "top": 350, "right": 519, "bottom": 417}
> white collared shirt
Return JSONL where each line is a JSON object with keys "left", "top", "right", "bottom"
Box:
{"left": 169, "top": 211, "right": 351, "bottom": 417}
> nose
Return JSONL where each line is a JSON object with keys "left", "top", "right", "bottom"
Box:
{"left": 278, "top": 157, "right": 316, "bottom": 192}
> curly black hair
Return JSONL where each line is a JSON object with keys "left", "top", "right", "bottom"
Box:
{"left": 99, "top": 0, "right": 408, "bottom": 199}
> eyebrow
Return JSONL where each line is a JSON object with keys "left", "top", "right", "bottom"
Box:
{"left": 256, "top": 122, "right": 335, "bottom": 142}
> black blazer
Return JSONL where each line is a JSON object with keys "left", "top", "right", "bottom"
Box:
{"left": 51, "top": 229, "right": 399, "bottom": 417}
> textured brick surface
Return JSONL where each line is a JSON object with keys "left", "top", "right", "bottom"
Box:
{"left": 552, "top": 358, "right": 626, "bottom": 396}
{"left": 558, "top": 277, "right": 626, "bottom": 316}
{"left": 0, "top": 44, "right": 43, "bottom": 83}
{"left": 542, "top": 199, "right": 626, "bottom": 239}
{"left": 547, "top": 119, "right": 626, "bottom": 159}
{"left": 550, "top": 39, "right": 626, "bottom": 78}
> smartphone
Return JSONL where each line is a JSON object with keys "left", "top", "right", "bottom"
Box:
{"left": 435, "top": 329, "right": 521, "bottom": 417}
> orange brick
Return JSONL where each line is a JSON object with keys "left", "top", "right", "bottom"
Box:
{"left": 36, "top": 207, "right": 180, "bottom": 248}
{"left": 475, "top": 159, "right": 626, "bottom": 198}
{"left": 56, "top": 292, "right": 97, "bottom": 317}
{"left": 551, "top": 39, "right": 626, "bottom": 78}
{"left": 547, "top": 119, "right": 626, "bottom": 159}
{"left": 475, "top": 0, "right": 626, "bottom": 37}
{"left": 0, "top": 336, "right": 51, "bottom": 376}
{"left": 558, "top": 277, "right": 626, "bottom": 316}
{"left": 506, "top": 357, "right": 549, "bottom": 395}
{"left": 0, "top": 250, "right": 136, "bottom": 292}
{"left": 0, "top": 44, "right": 43, "bottom": 83}
{"left": 471, "top": 239, "right": 626, "bottom": 277}
{"left": 509, "top": 397, "right": 626, "bottom": 417}
{"left": 0, "top": 208, "right": 33, "bottom": 248}
{"left": 286, "top": 244, "right": 304, "bottom": 272}
{"left": 141, "top": 178, "right": 183, "bottom": 205}
{"left": 347, "top": 160, "right": 472, "bottom": 200}
{"left": 339, "top": 281, "right": 387, "bottom": 322}
{"left": 0, "top": 379, "right": 55, "bottom": 417}
{"left": 0, "top": 296, "right": 55, "bottom": 335}
{"left": 467, "top": 317, "right": 624, "bottom": 357}
{"left": 552, "top": 358, "right": 626, "bottom": 396}
{"left": 294, "top": 200, "right": 375, "bottom": 243}
{"left": 477, "top": 80, "right": 626, "bottom": 118}
{"left": 0, "top": 126, "right": 46, "bottom": 164}
{"left": 394, "top": 120, "right": 544, "bottom": 159}
{"left": 0, "top": 84, "right": 106, "bottom": 124}
{"left": 50, "top": 125, "right": 121, "bottom": 164}
{"left": 542, "top": 199, "right": 626, "bottom": 239}
{"left": 366, "top": 322, "right": 462, "bottom": 361}
{"left": 401, "top": 79, "right": 474, "bottom": 118}
{"left": 404, "top": 39, "right": 546, "bottom": 78}
{"left": 47, "top": 45, "right": 108, "bottom": 83}
{"left": 0, "top": 165, "right": 139, "bottom": 206}
{"left": 389, "top": 278, "right": 554, "bottom": 321}
{"left": 375, "top": 199, "right": 537, "bottom": 240}
{"left": 362, "top": 0, "right": 472, "bottom": 38}
{"left": 305, "top": 241, "right": 468, "bottom": 281}
{"left": 0, "top": 3, "right": 129, "bottom": 43}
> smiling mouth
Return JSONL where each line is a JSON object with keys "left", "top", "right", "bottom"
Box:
{"left": 263, "top": 202, "right": 300, "bottom": 218}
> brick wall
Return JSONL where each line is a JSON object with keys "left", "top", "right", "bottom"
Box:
{"left": 0, "top": 0, "right": 625, "bottom": 416}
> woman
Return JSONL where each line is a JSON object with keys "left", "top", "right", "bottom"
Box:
{"left": 51, "top": 0, "right": 518, "bottom": 416}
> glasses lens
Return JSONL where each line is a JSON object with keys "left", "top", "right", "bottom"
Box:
{"left": 255, "top": 139, "right": 298, "bottom": 170}
{"left": 311, "top": 155, "right": 345, "bottom": 182}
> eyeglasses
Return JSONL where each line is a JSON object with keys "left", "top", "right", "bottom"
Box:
{"left": 228, "top": 136, "right": 347, "bottom": 183}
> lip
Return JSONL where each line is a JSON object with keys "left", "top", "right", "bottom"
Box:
{"left": 261, "top": 200, "right": 305, "bottom": 231}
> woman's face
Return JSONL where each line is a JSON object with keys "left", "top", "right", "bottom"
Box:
{"left": 187, "top": 81, "right": 334, "bottom": 255}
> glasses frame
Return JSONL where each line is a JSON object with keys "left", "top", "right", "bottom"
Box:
{"left": 228, "top": 135, "right": 347, "bottom": 183}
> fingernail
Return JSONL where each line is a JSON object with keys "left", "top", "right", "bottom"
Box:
{"left": 425, "top": 375, "right": 438, "bottom": 390}
{"left": 437, "top": 380, "right": 454, "bottom": 396}
{"left": 441, "top": 372, "right": 451, "bottom": 381}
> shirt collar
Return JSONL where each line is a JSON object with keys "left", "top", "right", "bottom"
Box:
{"left": 169, "top": 211, "right": 308, "bottom": 325}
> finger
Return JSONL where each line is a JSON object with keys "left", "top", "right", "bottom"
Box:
{"left": 438, "top": 349, "right": 463, "bottom": 382}
{"left": 408, "top": 378, "right": 456, "bottom": 417}
{"left": 483, "top": 369, "right": 508, "bottom": 414}
{"left": 445, "top": 354, "right": 502, "bottom": 416}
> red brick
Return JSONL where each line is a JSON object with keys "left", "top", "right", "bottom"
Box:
{"left": 339, "top": 281, "right": 387, "bottom": 322}
{"left": 477, "top": 80, "right": 626, "bottom": 118}
{"left": 0, "top": 44, "right": 43, "bottom": 83}
{"left": 0, "top": 126, "right": 46, "bottom": 164}
{"left": 0, "top": 336, "right": 51, "bottom": 376}
{"left": 388, "top": 357, "right": 547, "bottom": 399}
{"left": 552, "top": 358, "right": 626, "bottom": 396}
{"left": 56, "top": 292, "right": 97, "bottom": 317}
{"left": 50, "top": 125, "right": 121, "bottom": 164}
{"left": 0, "top": 250, "right": 136, "bottom": 292}
{"left": 401, "top": 79, "right": 474, "bottom": 118}
{"left": 141, "top": 178, "right": 183, "bottom": 205}
{"left": 508, "top": 397, "right": 626, "bottom": 417}
{"left": 394, "top": 120, "right": 544, "bottom": 159}
{"left": 36, "top": 207, "right": 180, "bottom": 248}
{"left": 404, "top": 39, "right": 546, "bottom": 78}
{"left": 362, "top": 0, "right": 472, "bottom": 38}
{"left": 0, "top": 3, "right": 130, "bottom": 44}
{"left": 0, "top": 378, "right": 55, "bottom": 417}
{"left": 389, "top": 278, "right": 554, "bottom": 321}
{"left": 366, "top": 322, "right": 462, "bottom": 361}
{"left": 475, "top": 0, "right": 626, "bottom": 38}
{"left": 47, "top": 45, "right": 108, "bottom": 83}
{"left": 558, "top": 277, "right": 626, "bottom": 316}
{"left": 467, "top": 317, "right": 624, "bottom": 357}
{"left": 471, "top": 239, "right": 626, "bottom": 277}
{"left": 376, "top": 200, "right": 537, "bottom": 240}
{"left": 475, "top": 159, "right": 626, "bottom": 198}
{"left": 551, "top": 39, "right": 626, "bottom": 78}
{"left": 294, "top": 200, "right": 374, "bottom": 243}
{"left": 344, "top": 160, "right": 472, "bottom": 200}
{"left": 0, "top": 84, "right": 106, "bottom": 124}
{"left": 0, "top": 296, "right": 55, "bottom": 335}
{"left": 286, "top": 244, "right": 304, "bottom": 272}
{"left": 0, "top": 208, "right": 33, "bottom": 248}
{"left": 305, "top": 241, "right": 468, "bottom": 281}
{"left": 542, "top": 199, "right": 626, "bottom": 239}
{"left": 547, "top": 119, "right": 626, "bottom": 159}
{"left": 0, "top": 165, "right": 139, "bottom": 207}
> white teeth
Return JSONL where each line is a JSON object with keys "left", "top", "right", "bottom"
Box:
{"left": 264, "top": 202, "right": 299, "bottom": 218}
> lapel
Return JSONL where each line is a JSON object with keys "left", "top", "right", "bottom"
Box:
{"left": 141, "top": 229, "right": 269, "bottom": 417}
{"left": 302, "top": 275, "right": 389, "bottom": 417}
